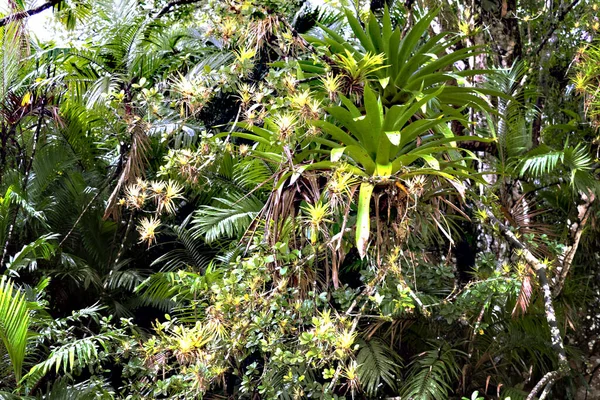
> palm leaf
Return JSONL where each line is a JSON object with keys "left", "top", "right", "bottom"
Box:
{"left": 4, "top": 233, "right": 59, "bottom": 273}
{"left": 23, "top": 333, "right": 116, "bottom": 388}
{"left": 38, "top": 377, "right": 114, "bottom": 400}
{"left": 0, "top": 277, "right": 31, "bottom": 382}
{"left": 356, "top": 338, "right": 402, "bottom": 396}
{"left": 401, "top": 342, "right": 462, "bottom": 400}
{"left": 192, "top": 192, "right": 264, "bottom": 243}
{"left": 152, "top": 222, "right": 215, "bottom": 272}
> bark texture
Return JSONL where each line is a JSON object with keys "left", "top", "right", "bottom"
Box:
{"left": 475, "top": 0, "right": 523, "bottom": 68}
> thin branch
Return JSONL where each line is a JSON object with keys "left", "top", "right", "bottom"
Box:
{"left": 535, "top": 0, "right": 580, "bottom": 54}
{"left": 112, "top": 210, "right": 136, "bottom": 268}
{"left": 59, "top": 181, "right": 109, "bottom": 247}
{"left": 0, "top": 0, "right": 61, "bottom": 28}
{"left": 154, "top": 0, "right": 203, "bottom": 18}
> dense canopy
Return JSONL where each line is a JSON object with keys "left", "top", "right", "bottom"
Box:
{"left": 0, "top": 0, "right": 599, "bottom": 399}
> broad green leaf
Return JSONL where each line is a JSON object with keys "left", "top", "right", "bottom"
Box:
{"left": 346, "top": 145, "right": 377, "bottom": 174}
{"left": 385, "top": 131, "right": 401, "bottom": 146}
{"left": 356, "top": 182, "right": 374, "bottom": 259}
{"left": 331, "top": 147, "right": 346, "bottom": 162}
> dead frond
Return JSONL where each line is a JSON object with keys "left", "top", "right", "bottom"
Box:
{"left": 104, "top": 118, "right": 150, "bottom": 219}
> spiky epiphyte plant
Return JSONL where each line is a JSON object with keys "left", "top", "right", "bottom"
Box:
{"left": 333, "top": 50, "right": 386, "bottom": 99}
{"left": 137, "top": 216, "right": 161, "bottom": 246}
{"left": 301, "top": 201, "right": 331, "bottom": 245}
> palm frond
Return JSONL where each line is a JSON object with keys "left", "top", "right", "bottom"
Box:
{"left": 3, "top": 185, "right": 47, "bottom": 229}
{"left": 104, "top": 261, "right": 149, "bottom": 292}
{"left": 186, "top": 52, "right": 234, "bottom": 79}
{"left": 152, "top": 219, "right": 215, "bottom": 272}
{"left": 134, "top": 272, "right": 180, "bottom": 310}
{"left": 0, "top": 276, "right": 31, "bottom": 382}
{"left": 0, "top": 391, "right": 34, "bottom": 400}
{"left": 29, "top": 145, "right": 78, "bottom": 198}
{"left": 4, "top": 233, "right": 59, "bottom": 273}
{"left": 39, "top": 377, "right": 114, "bottom": 400}
{"left": 135, "top": 265, "right": 223, "bottom": 311}
{"left": 356, "top": 337, "right": 402, "bottom": 396}
{"left": 401, "top": 341, "right": 462, "bottom": 400}
{"left": 23, "top": 333, "right": 116, "bottom": 388}
{"left": 519, "top": 143, "right": 597, "bottom": 194}
{"left": 0, "top": 20, "right": 24, "bottom": 104}
{"left": 192, "top": 192, "right": 264, "bottom": 243}
{"left": 202, "top": 154, "right": 274, "bottom": 198}
{"left": 57, "top": 102, "right": 105, "bottom": 168}
{"left": 294, "top": 4, "right": 344, "bottom": 36}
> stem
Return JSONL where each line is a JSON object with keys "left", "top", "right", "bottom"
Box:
{"left": 526, "top": 370, "right": 562, "bottom": 400}
{"left": 113, "top": 210, "right": 136, "bottom": 268}
{"left": 0, "top": 123, "right": 7, "bottom": 184}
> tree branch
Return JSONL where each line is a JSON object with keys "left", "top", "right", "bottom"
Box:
{"left": 527, "top": 370, "right": 563, "bottom": 400}
{"left": 477, "top": 202, "right": 569, "bottom": 399}
{"left": 536, "top": 0, "right": 580, "bottom": 54}
{"left": 154, "top": 0, "right": 203, "bottom": 18}
{"left": 553, "top": 192, "right": 595, "bottom": 296}
{"left": 0, "top": 0, "right": 61, "bottom": 28}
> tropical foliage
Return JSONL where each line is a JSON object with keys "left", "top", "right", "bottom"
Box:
{"left": 0, "top": 0, "right": 598, "bottom": 399}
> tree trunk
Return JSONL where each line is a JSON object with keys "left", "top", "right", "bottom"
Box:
{"left": 475, "top": 0, "right": 522, "bottom": 68}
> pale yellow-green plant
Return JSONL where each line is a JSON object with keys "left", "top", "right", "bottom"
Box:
{"left": 301, "top": 201, "right": 332, "bottom": 245}
{"left": 156, "top": 180, "right": 185, "bottom": 214}
{"left": 137, "top": 216, "right": 161, "bottom": 246}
